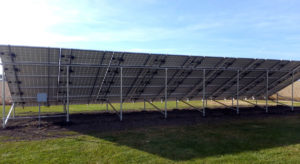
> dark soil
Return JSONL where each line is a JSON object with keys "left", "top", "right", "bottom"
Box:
{"left": 1, "top": 106, "right": 300, "bottom": 141}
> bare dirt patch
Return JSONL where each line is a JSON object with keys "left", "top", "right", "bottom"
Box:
{"left": 1, "top": 106, "right": 300, "bottom": 141}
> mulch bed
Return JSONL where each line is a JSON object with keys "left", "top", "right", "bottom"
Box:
{"left": 1, "top": 106, "right": 299, "bottom": 141}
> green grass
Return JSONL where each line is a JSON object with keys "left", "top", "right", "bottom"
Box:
{"left": 1, "top": 100, "right": 299, "bottom": 117}
{"left": 1, "top": 115, "right": 300, "bottom": 163}
{"left": 1, "top": 100, "right": 300, "bottom": 163}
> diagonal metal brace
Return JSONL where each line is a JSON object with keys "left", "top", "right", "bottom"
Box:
{"left": 4, "top": 103, "right": 15, "bottom": 127}
{"left": 145, "top": 100, "right": 164, "bottom": 115}
{"left": 107, "top": 101, "right": 121, "bottom": 118}
{"left": 212, "top": 100, "right": 236, "bottom": 111}
{"left": 270, "top": 99, "right": 291, "bottom": 107}
{"left": 240, "top": 99, "right": 265, "bottom": 110}
{"left": 180, "top": 100, "right": 204, "bottom": 113}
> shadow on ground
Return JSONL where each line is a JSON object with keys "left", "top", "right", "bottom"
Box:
{"left": 2, "top": 106, "right": 300, "bottom": 161}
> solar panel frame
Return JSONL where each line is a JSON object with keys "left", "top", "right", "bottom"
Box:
{"left": 1, "top": 45, "right": 299, "bottom": 107}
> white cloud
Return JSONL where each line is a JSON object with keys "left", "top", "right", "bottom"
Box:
{"left": 0, "top": 0, "right": 299, "bottom": 62}
{"left": 0, "top": 0, "right": 67, "bottom": 46}
{"left": 0, "top": 0, "right": 221, "bottom": 46}
{"left": 0, "top": 0, "right": 120, "bottom": 46}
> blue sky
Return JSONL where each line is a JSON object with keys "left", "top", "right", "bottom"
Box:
{"left": 0, "top": 0, "right": 300, "bottom": 60}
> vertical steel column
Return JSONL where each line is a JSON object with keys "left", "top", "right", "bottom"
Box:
{"left": 66, "top": 66, "right": 70, "bottom": 122}
{"left": 236, "top": 70, "right": 239, "bottom": 115}
{"left": 164, "top": 68, "right": 168, "bottom": 119}
{"left": 232, "top": 97, "right": 234, "bottom": 107}
{"left": 120, "top": 67, "right": 123, "bottom": 121}
{"left": 2, "top": 69, "right": 6, "bottom": 128}
{"left": 202, "top": 69, "right": 206, "bottom": 116}
{"left": 266, "top": 70, "right": 269, "bottom": 113}
{"left": 292, "top": 70, "right": 294, "bottom": 111}
{"left": 176, "top": 98, "right": 178, "bottom": 109}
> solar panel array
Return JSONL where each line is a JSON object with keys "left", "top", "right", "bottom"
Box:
{"left": 0, "top": 45, "right": 299, "bottom": 106}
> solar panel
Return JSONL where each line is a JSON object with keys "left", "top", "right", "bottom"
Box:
{"left": 0, "top": 45, "right": 299, "bottom": 108}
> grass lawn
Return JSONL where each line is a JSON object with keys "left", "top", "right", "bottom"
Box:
{"left": 1, "top": 114, "right": 300, "bottom": 163}
{"left": 1, "top": 99, "right": 299, "bottom": 117}
{"left": 1, "top": 100, "right": 300, "bottom": 163}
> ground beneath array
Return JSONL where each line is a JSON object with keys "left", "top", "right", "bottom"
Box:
{"left": 1, "top": 106, "right": 300, "bottom": 141}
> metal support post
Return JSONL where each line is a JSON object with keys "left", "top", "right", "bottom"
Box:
{"left": 266, "top": 70, "right": 269, "bottom": 113}
{"left": 2, "top": 69, "right": 6, "bottom": 128}
{"left": 144, "top": 99, "right": 146, "bottom": 111}
{"left": 292, "top": 70, "right": 294, "bottom": 111}
{"left": 120, "top": 67, "right": 123, "bottom": 121}
{"left": 232, "top": 97, "right": 234, "bottom": 107}
{"left": 164, "top": 68, "right": 167, "bottom": 119}
{"left": 66, "top": 66, "right": 70, "bottom": 122}
{"left": 236, "top": 70, "right": 239, "bottom": 115}
{"left": 176, "top": 98, "right": 178, "bottom": 109}
{"left": 202, "top": 69, "right": 206, "bottom": 116}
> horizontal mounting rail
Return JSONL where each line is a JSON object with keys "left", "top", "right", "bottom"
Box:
{"left": 0, "top": 62, "right": 295, "bottom": 73}
{"left": 10, "top": 114, "right": 66, "bottom": 120}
